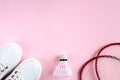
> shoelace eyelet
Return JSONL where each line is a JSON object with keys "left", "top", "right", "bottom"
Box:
{"left": 0, "top": 62, "right": 8, "bottom": 73}
{"left": 7, "top": 70, "right": 23, "bottom": 80}
{"left": 5, "top": 66, "right": 8, "bottom": 69}
{"left": 15, "top": 71, "right": 18, "bottom": 74}
{"left": 1, "top": 70, "right": 4, "bottom": 72}
{"left": 11, "top": 75, "right": 15, "bottom": 78}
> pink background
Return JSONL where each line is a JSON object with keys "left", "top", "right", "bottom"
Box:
{"left": 0, "top": 0, "right": 120, "bottom": 80}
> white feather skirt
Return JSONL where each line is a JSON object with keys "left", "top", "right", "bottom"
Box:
{"left": 53, "top": 61, "right": 72, "bottom": 77}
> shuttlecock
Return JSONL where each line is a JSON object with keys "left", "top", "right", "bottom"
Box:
{"left": 53, "top": 54, "right": 72, "bottom": 77}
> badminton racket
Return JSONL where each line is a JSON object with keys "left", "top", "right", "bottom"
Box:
{"left": 80, "top": 43, "right": 120, "bottom": 80}
{"left": 80, "top": 55, "right": 120, "bottom": 80}
{"left": 95, "top": 43, "right": 120, "bottom": 80}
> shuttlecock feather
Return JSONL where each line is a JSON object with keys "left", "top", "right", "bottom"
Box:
{"left": 53, "top": 54, "right": 72, "bottom": 77}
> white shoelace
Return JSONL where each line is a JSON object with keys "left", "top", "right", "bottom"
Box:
{"left": 6, "top": 70, "right": 23, "bottom": 80}
{"left": 0, "top": 61, "right": 8, "bottom": 74}
{"left": 0, "top": 62, "right": 23, "bottom": 80}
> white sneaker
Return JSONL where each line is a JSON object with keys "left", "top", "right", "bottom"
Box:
{"left": 0, "top": 43, "right": 22, "bottom": 79}
{"left": 5, "top": 58, "right": 42, "bottom": 80}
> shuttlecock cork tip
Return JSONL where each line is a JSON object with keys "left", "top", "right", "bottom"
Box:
{"left": 60, "top": 54, "right": 68, "bottom": 61}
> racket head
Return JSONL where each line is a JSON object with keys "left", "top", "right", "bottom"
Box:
{"left": 80, "top": 56, "right": 98, "bottom": 80}
{"left": 97, "top": 43, "right": 120, "bottom": 57}
{"left": 80, "top": 55, "right": 120, "bottom": 80}
{"left": 95, "top": 43, "right": 120, "bottom": 80}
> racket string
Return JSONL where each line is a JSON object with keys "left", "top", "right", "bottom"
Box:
{"left": 80, "top": 43, "right": 120, "bottom": 80}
